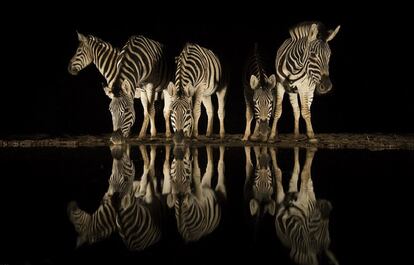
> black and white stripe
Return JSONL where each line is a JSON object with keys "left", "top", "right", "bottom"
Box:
{"left": 273, "top": 148, "right": 338, "bottom": 265}
{"left": 165, "top": 146, "right": 226, "bottom": 242}
{"left": 270, "top": 22, "right": 340, "bottom": 142}
{"left": 109, "top": 35, "right": 171, "bottom": 142}
{"left": 68, "top": 32, "right": 120, "bottom": 98}
{"left": 242, "top": 43, "right": 276, "bottom": 142}
{"left": 165, "top": 43, "right": 227, "bottom": 144}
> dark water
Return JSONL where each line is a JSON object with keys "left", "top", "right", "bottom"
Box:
{"left": 0, "top": 146, "right": 412, "bottom": 265}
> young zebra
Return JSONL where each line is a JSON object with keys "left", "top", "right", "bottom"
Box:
{"left": 163, "top": 145, "right": 226, "bottom": 242}
{"left": 68, "top": 32, "right": 122, "bottom": 98}
{"left": 242, "top": 44, "right": 276, "bottom": 142}
{"left": 244, "top": 146, "right": 276, "bottom": 220}
{"left": 272, "top": 147, "right": 339, "bottom": 265}
{"left": 109, "top": 35, "right": 171, "bottom": 144}
{"left": 270, "top": 22, "right": 340, "bottom": 142}
{"left": 166, "top": 43, "right": 227, "bottom": 145}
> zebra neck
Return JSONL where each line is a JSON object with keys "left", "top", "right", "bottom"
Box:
{"left": 91, "top": 41, "right": 118, "bottom": 84}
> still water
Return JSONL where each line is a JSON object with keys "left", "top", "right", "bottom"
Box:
{"left": 0, "top": 145, "right": 412, "bottom": 265}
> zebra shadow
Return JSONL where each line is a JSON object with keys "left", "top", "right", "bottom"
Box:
{"left": 244, "top": 146, "right": 276, "bottom": 229}
{"left": 162, "top": 145, "right": 226, "bottom": 242}
{"left": 272, "top": 147, "right": 339, "bottom": 265}
{"left": 67, "top": 144, "right": 164, "bottom": 251}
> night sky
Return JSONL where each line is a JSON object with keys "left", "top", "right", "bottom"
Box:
{"left": 3, "top": 4, "right": 412, "bottom": 138}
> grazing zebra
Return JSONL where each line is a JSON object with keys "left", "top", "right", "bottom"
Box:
{"left": 166, "top": 43, "right": 227, "bottom": 145}
{"left": 68, "top": 32, "right": 122, "bottom": 98}
{"left": 242, "top": 43, "right": 276, "bottom": 142}
{"left": 272, "top": 147, "right": 338, "bottom": 265}
{"left": 269, "top": 22, "right": 340, "bottom": 143}
{"left": 109, "top": 35, "right": 171, "bottom": 144}
{"left": 163, "top": 145, "right": 226, "bottom": 242}
{"left": 244, "top": 146, "right": 276, "bottom": 219}
{"left": 114, "top": 145, "right": 163, "bottom": 251}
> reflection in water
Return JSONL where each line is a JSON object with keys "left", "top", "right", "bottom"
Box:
{"left": 163, "top": 145, "right": 226, "bottom": 242}
{"left": 272, "top": 147, "right": 338, "bottom": 265}
{"left": 244, "top": 146, "right": 276, "bottom": 219}
{"left": 67, "top": 144, "right": 163, "bottom": 251}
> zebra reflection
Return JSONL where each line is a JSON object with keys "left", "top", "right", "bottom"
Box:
{"left": 67, "top": 144, "right": 163, "bottom": 251}
{"left": 244, "top": 146, "right": 276, "bottom": 220}
{"left": 163, "top": 145, "right": 226, "bottom": 242}
{"left": 272, "top": 148, "right": 338, "bottom": 265}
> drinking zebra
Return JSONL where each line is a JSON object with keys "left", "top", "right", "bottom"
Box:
{"left": 166, "top": 43, "right": 227, "bottom": 145}
{"left": 242, "top": 43, "right": 276, "bottom": 142}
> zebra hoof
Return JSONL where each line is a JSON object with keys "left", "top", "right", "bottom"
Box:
{"left": 308, "top": 138, "right": 318, "bottom": 143}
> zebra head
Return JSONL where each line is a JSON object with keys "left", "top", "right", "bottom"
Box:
{"left": 306, "top": 23, "right": 340, "bottom": 94}
{"left": 68, "top": 32, "right": 93, "bottom": 75}
{"left": 249, "top": 149, "right": 276, "bottom": 217}
{"left": 109, "top": 79, "right": 136, "bottom": 144}
{"left": 166, "top": 146, "right": 193, "bottom": 209}
{"left": 167, "top": 82, "right": 194, "bottom": 146}
{"left": 105, "top": 144, "right": 135, "bottom": 211}
{"left": 250, "top": 74, "right": 276, "bottom": 139}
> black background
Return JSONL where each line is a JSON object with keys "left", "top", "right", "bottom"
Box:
{"left": 2, "top": 3, "right": 412, "bottom": 137}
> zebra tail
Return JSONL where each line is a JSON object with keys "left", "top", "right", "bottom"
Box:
{"left": 325, "top": 249, "right": 339, "bottom": 265}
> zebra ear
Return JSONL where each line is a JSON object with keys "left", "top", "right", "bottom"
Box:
{"left": 326, "top": 25, "right": 341, "bottom": 42}
{"left": 184, "top": 83, "right": 194, "bottom": 97}
{"left": 121, "top": 79, "right": 132, "bottom": 95}
{"left": 308, "top": 23, "right": 319, "bottom": 42}
{"left": 250, "top": 75, "right": 259, "bottom": 90}
{"left": 267, "top": 74, "right": 276, "bottom": 89}
{"left": 77, "top": 31, "right": 87, "bottom": 42}
{"left": 249, "top": 199, "right": 259, "bottom": 216}
{"left": 167, "top": 82, "right": 176, "bottom": 97}
{"left": 167, "top": 194, "right": 175, "bottom": 208}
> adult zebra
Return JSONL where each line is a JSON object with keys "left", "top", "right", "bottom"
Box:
{"left": 163, "top": 145, "right": 226, "bottom": 242}
{"left": 109, "top": 35, "right": 172, "bottom": 144}
{"left": 68, "top": 32, "right": 123, "bottom": 98}
{"left": 166, "top": 43, "right": 227, "bottom": 145}
{"left": 272, "top": 147, "right": 338, "bottom": 265}
{"left": 242, "top": 43, "right": 276, "bottom": 142}
{"left": 269, "top": 22, "right": 340, "bottom": 143}
{"left": 114, "top": 145, "right": 163, "bottom": 251}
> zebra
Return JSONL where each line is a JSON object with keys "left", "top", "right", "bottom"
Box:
{"left": 163, "top": 145, "right": 226, "bottom": 242}
{"left": 244, "top": 146, "right": 276, "bottom": 219}
{"left": 109, "top": 35, "right": 171, "bottom": 144}
{"left": 269, "top": 22, "right": 340, "bottom": 143}
{"left": 165, "top": 43, "right": 227, "bottom": 145}
{"left": 114, "top": 145, "right": 163, "bottom": 251}
{"left": 242, "top": 43, "right": 276, "bottom": 142}
{"left": 66, "top": 143, "right": 134, "bottom": 248}
{"left": 68, "top": 32, "right": 121, "bottom": 98}
{"left": 272, "top": 147, "right": 339, "bottom": 265}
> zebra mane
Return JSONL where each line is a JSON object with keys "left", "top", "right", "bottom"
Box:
{"left": 289, "top": 21, "right": 327, "bottom": 41}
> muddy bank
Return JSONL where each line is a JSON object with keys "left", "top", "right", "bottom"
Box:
{"left": 1, "top": 134, "right": 414, "bottom": 150}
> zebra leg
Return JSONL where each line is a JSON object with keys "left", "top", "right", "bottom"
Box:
{"left": 244, "top": 146, "right": 253, "bottom": 185}
{"left": 201, "top": 145, "right": 214, "bottom": 189}
{"left": 216, "top": 86, "right": 227, "bottom": 139}
{"left": 138, "top": 145, "right": 150, "bottom": 197}
{"left": 270, "top": 148, "right": 284, "bottom": 204}
{"left": 216, "top": 145, "right": 226, "bottom": 198}
{"left": 139, "top": 91, "right": 150, "bottom": 139}
{"left": 288, "top": 147, "right": 300, "bottom": 193}
{"left": 163, "top": 90, "right": 172, "bottom": 138}
{"left": 145, "top": 84, "right": 157, "bottom": 138}
{"left": 298, "top": 90, "right": 317, "bottom": 142}
{"left": 288, "top": 93, "right": 301, "bottom": 139}
{"left": 250, "top": 121, "right": 261, "bottom": 141}
{"left": 192, "top": 95, "right": 203, "bottom": 138}
{"left": 162, "top": 145, "right": 171, "bottom": 195}
{"left": 192, "top": 147, "right": 202, "bottom": 198}
{"left": 149, "top": 145, "right": 157, "bottom": 192}
{"left": 269, "top": 83, "right": 285, "bottom": 142}
{"left": 242, "top": 104, "right": 253, "bottom": 141}
{"left": 299, "top": 148, "right": 316, "bottom": 201}
{"left": 202, "top": 96, "right": 214, "bottom": 137}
